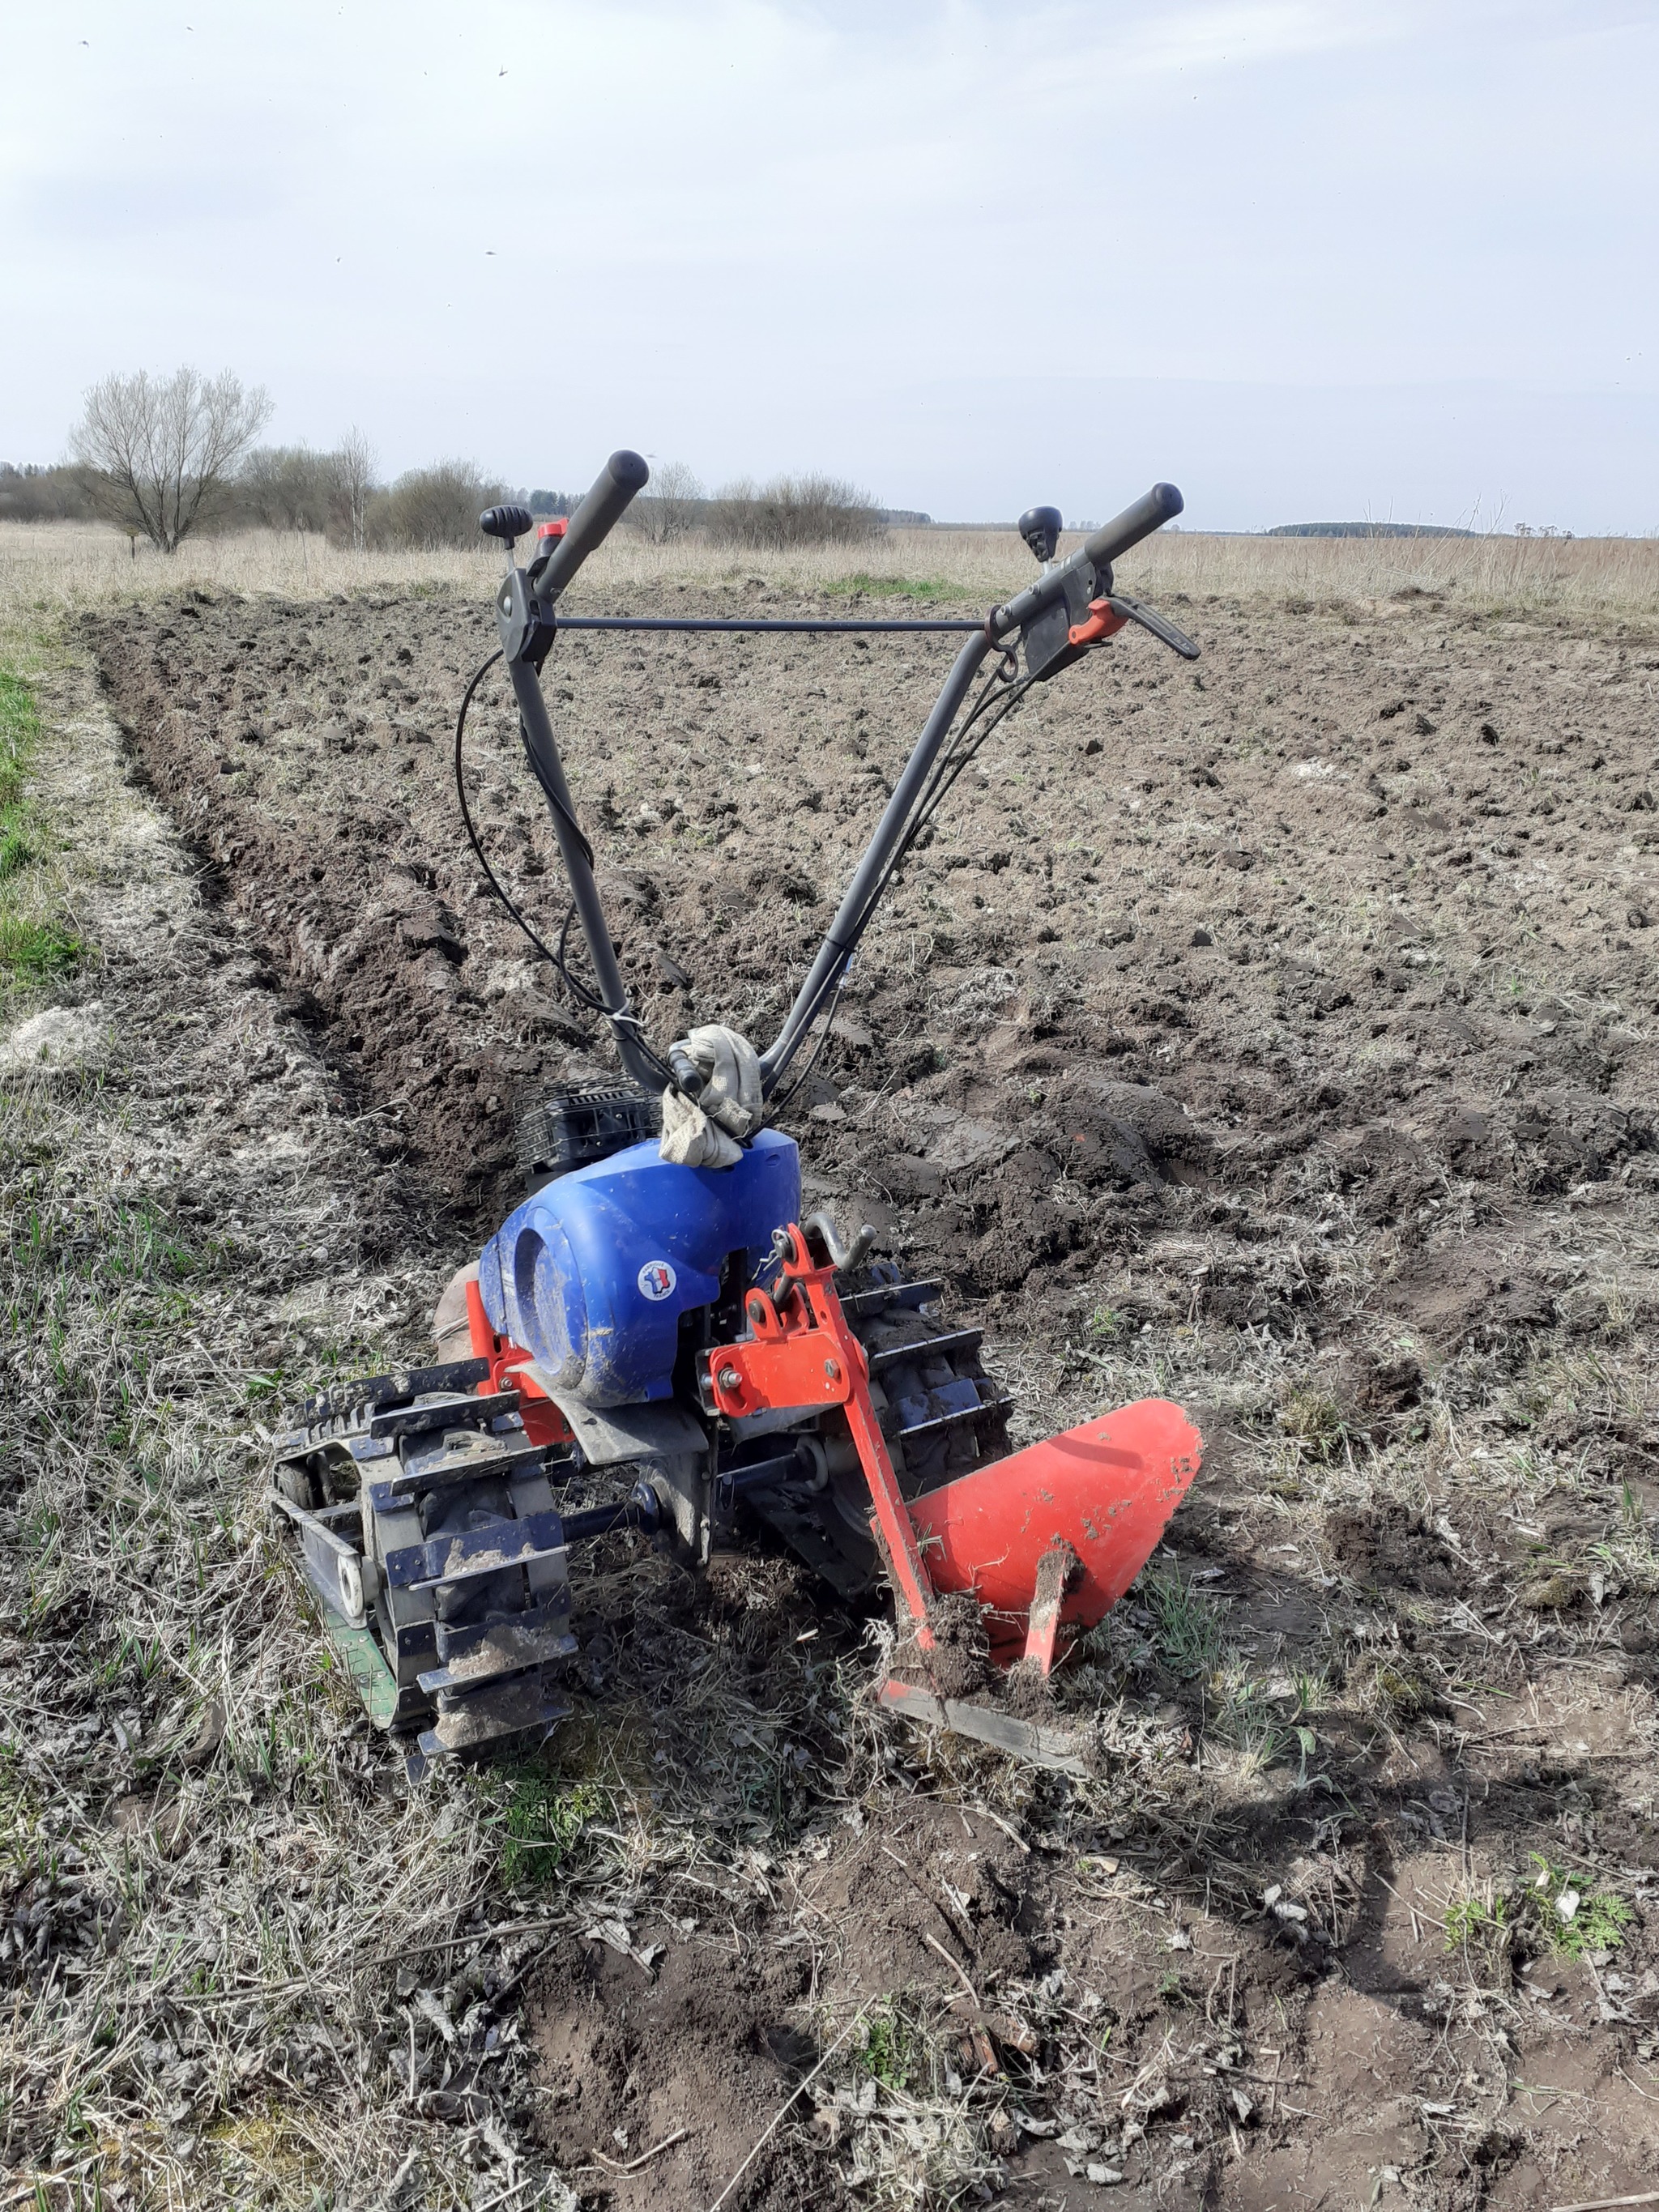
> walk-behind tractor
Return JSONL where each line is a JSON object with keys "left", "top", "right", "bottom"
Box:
{"left": 270, "top": 454, "right": 1205, "bottom": 1779}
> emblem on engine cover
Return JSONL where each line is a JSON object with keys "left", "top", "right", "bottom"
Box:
{"left": 637, "top": 1259, "right": 676, "bottom": 1302}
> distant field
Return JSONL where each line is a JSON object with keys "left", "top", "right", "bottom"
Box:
{"left": 3, "top": 516, "right": 1657, "bottom": 621}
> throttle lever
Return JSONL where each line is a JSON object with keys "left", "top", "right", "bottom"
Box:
{"left": 1067, "top": 599, "right": 1130, "bottom": 649}
{"left": 1067, "top": 594, "right": 1200, "bottom": 661}
{"left": 1108, "top": 594, "right": 1201, "bottom": 661}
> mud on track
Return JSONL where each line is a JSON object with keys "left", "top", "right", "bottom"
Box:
{"left": 89, "top": 580, "right": 1659, "bottom": 2205}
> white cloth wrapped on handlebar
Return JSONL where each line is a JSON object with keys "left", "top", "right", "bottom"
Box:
{"left": 659, "top": 1025, "right": 763, "bottom": 1170}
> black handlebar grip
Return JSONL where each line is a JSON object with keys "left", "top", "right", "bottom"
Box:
{"left": 668, "top": 1045, "right": 706, "bottom": 1099}
{"left": 1082, "top": 483, "right": 1184, "bottom": 571}
{"left": 480, "top": 504, "right": 535, "bottom": 541}
{"left": 533, "top": 450, "right": 650, "bottom": 602}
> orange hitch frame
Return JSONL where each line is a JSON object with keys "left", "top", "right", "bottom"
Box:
{"left": 706, "top": 1224, "right": 1202, "bottom": 1673}
{"left": 706, "top": 1225, "right": 939, "bottom": 1643}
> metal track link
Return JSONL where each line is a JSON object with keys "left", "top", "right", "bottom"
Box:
{"left": 867, "top": 1326, "right": 983, "bottom": 1372}
{"left": 288, "top": 1354, "right": 493, "bottom": 1436}
{"left": 270, "top": 1371, "right": 580, "bottom": 1773}
{"left": 838, "top": 1277, "right": 943, "bottom": 1319}
{"left": 892, "top": 1392, "right": 1015, "bottom": 1446}
{"left": 416, "top": 1674, "right": 574, "bottom": 1766}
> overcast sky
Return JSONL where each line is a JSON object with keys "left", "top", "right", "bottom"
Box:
{"left": 2, "top": 1, "right": 1656, "bottom": 531}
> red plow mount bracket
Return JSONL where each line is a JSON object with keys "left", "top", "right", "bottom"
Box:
{"left": 708, "top": 1229, "right": 939, "bottom": 1643}
{"left": 707, "top": 1225, "right": 1202, "bottom": 1675}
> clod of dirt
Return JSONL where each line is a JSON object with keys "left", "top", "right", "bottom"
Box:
{"left": 893, "top": 1591, "right": 992, "bottom": 1700}
{"left": 1325, "top": 1500, "right": 1457, "bottom": 1594}
{"left": 1391, "top": 1250, "right": 1558, "bottom": 1349}
{"left": 1346, "top": 1653, "right": 1446, "bottom": 1720}
{"left": 1335, "top": 1349, "right": 1424, "bottom": 1438}
{"left": 1520, "top": 1567, "right": 1584, "bottom": 1612}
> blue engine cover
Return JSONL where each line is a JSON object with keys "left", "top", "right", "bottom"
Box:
{"left": 477, "top": 1128, "right": 801, "bottom": 1409}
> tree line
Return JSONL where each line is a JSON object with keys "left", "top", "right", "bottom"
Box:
{"left": 1, "top": 366, "right": 898, "bottom": 555}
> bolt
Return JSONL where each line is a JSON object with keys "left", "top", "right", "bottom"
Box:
{"left": 824, "top": 1358, "right": 841, "bottom": 1383}
{"left": 717, "top": 1366, "right": 742, "bottom": 1392}
{"left": 746, "top": 1296, "right": 766, "bottom": 1323}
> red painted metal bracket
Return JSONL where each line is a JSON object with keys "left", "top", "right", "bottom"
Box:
{"left": 706, "top": 1225, "right": 938, "bottom": 1646}
{"left": 464, "top": 1278, "right": 573, "bottom": 1450}
{"left": 706, "top": 1227, "right": 1203, "bottom": 1677}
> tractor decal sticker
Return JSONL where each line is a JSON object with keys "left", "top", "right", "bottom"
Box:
{"left": 637, "top": 1259, "right": 677, "bottom": 1302}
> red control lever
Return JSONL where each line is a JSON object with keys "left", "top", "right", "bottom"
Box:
{"left": 1067, "top": 596, "right": 1130, "bottom": 649}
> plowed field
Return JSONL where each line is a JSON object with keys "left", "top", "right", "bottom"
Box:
{"left": 25, "top": 572, "right": 1659, "bottom": 2206}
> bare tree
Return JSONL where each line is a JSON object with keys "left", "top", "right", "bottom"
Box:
{"left": 631, "top": 458, "right": 705, "bottom": 544}
{"left": 368, "top": 460, "right": 505, "bottom": 550}
{"left": 70, "top": 369, "right": 273, "bottom": 553}
{"left": 237, "top": 444, "right": 334, "bottom": 533}
{"left": 707, "top": 473, "right": 882, "bottom": 550}
{"left": 329, "top": 427, "right": 378, "bottom": 552}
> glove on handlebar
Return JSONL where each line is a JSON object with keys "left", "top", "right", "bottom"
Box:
{"left": 659, "top": 1025, "right": 763, "bottom": 1170}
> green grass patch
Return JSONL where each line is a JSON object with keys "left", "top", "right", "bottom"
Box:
{"left": 0, "top": 661, "right": 68, "bottom": 982}
{"left": 0, "top": 912, "right": 80, "bottom": 982}
{"left": 1138, "top": 1562, "right": 1225, "bottom": 1678}
{"left": 492, "top": 1763, "right": 603, "bottom": 1888}
{"left": 1444, "top": 1882, "right": 1509, "bottom": 1968}
{"left": 0, "top": 823, "right": 34, "bottom": 880}
{"left": 0, "top": 667, "right": 41, "bottom": 810}
{"left": 1277, "top": 1382, "right": 1346, "bottom": 1458}
{"left": 855, "top": 2000, "right": 917, "bottom": 2091}
{"left": 6, "top": 1196, "right": 218, "bottom": 1374}
{"left": 100, "top": 1197, "right": 211, "bottom": 1283}
{"left": 825, "top": 573, "right": 965, "bottom": 603}
{"left": 1527, "top": 1854, "right": 1634, "bottom": 1958}
{"left": 0, "top": 666, "right": 41, "bottom": 881}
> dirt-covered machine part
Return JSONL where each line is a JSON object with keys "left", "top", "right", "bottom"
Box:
{"left": 271, "top": 1358, "right": 589, "bottom": 1773}
{"left": 268, "top": 449, "right": 1206, "bottom": 1776}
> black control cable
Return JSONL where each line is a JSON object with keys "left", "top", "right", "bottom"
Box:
{"left": 454, "top": 650, "right": 565, "bottom": 968}
{"left": 453, "top": 647, "right": 680, "bottom": 1086}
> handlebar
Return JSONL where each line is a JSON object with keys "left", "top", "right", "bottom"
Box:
{"left": 989, "top": 480, "right": 1183, "bottom": 641}
{"left": 1083, "top": 482, "right": 1185, "bottom": 571}
{"left": 531, "top": 450, "right": 650, "bottom": 602}
{"left": 484, "top": 439, "right": 1193, "bottom": 1106}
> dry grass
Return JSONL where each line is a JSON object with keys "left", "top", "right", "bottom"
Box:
{"left": 0, "top": 659, "right": 582, "bottom": 2206}
{"left": 1124, "top": 522, "right": 1659, "bottom": 616}
{"left": 5, "top": 517, "right": 1657, "bottom": 625}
